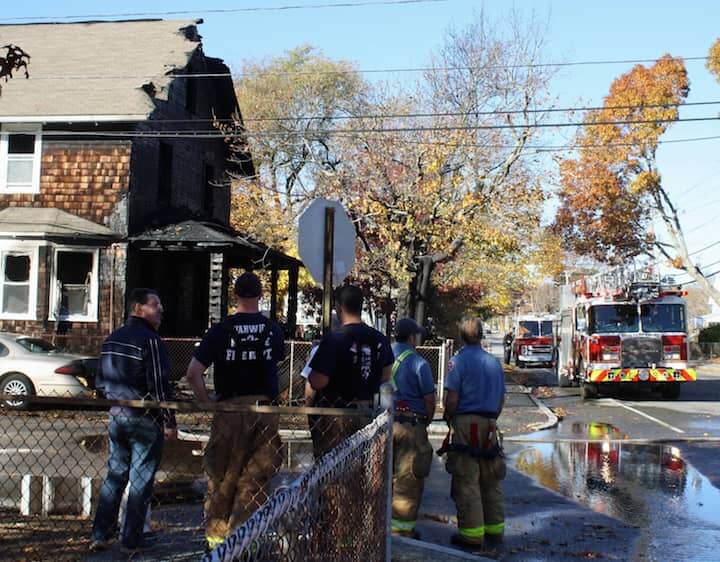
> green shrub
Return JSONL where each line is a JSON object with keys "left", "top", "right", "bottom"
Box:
{"left": 699, "top": 324, "right": 720, "bottom": 343}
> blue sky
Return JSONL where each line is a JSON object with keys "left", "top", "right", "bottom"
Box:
{"left": 3, "top": 0, "right": 720, "bottom": 279}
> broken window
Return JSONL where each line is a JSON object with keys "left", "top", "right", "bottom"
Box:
{"left": 52, "top": 249, "right": 98, "bottom": 321}
{"left": 1, "top": 253, "right": 31, "bottom": 315}
{"left": 1, "top": 128, "right": 41, "bottom": 193}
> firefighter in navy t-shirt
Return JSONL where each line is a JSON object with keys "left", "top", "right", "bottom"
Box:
{"left": 308, "top": 285, "right": 394, "bottom": 456}
{"left": 186, "top": 272, "right": 284, "bottom": 551}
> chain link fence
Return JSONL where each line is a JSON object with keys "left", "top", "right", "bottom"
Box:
{"left": 7, "top": 335, "right": 451, "bottom": 399}
{"left": 203, "top": 410, "right": 392, "bottom": 562}
{"left": 0, "top": 394, "right": 391, "bottom": 562}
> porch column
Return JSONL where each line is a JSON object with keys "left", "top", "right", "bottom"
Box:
{"left": 208, "top": 253, "right": 224, "bottom": 327}
{"left": 287, "top": 264, "right": 299, "bottom": 336}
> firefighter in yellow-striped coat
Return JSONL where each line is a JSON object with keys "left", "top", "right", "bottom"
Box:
{"left": 442, "top": 316, "right": 506, "bottom": 551}
{"left": 390, "top": 318, "right": 436, "bottom": 538}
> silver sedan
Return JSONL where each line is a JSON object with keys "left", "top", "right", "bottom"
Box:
{"left": 0, "top": 333, "right": 94, "bottom": 409}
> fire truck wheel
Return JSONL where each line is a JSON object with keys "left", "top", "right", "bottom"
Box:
{"left": 581, "top": 383, "right": 598, "bottom": 400}
{"left": 516, "top": 360, "right": 525, "bottom": 369}
{"left": 661, "top": 383, "right": 681, "bottom": 400}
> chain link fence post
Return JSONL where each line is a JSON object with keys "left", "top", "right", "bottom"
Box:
{"left": 289, "top": 341, "right": 295, "bottom": 405}
{"left": 379, "top": 382, "right": 394, "bottom": 562}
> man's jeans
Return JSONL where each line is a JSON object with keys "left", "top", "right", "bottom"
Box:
{"left": 92, "top": 416, "right": 164, "bottom": 548}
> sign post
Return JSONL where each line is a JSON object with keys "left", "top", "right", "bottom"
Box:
{"left": 322, "top": 207, "right": 335, "bottom": 335}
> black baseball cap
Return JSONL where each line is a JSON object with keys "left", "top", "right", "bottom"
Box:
{"left": 395, "top": 318, "right": 427, "bottom": 340}
{"left": 234, "top": 272, "right": 262, "bottom": 298}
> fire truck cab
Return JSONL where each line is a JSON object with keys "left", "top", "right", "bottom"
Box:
{"left": 556, "top": 273, "right": 696, "bottom": 400}
{"left": 512, "top": 314, "right": 557, "bottom": 368}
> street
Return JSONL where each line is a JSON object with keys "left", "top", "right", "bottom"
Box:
{"left": 2, "top": 339, "right": 720, "bottom": 560}
{"left": 400, "top": 337, "right": 720, "bottom": 561}
{"left": 506, "top": 359, "right": 720, "bottom": 561}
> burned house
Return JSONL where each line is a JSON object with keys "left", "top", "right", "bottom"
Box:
{"left": 0, "top": 19, "right": 300, "bottom": 341}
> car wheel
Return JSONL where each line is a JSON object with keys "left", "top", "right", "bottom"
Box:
{"left": 1, "top": 373, "right": 35, "bottom": 410}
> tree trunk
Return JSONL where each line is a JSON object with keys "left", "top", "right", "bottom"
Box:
{"left": 414, "top": 257, "right": 433, "bottom": 331}
{"left": 396, "top": 285, "right": 412, "bottom": 320}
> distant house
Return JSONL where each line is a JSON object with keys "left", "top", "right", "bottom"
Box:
{"left": 0, "top": 19, "right": 300, "bottom": 342}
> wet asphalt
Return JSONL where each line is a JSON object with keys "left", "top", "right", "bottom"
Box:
{"left": 501, "top": 347, "right": 720, "bottom": 562}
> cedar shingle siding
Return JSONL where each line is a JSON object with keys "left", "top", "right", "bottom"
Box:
{"left": 0, "top": 141, "right": 131, "bottom": 230}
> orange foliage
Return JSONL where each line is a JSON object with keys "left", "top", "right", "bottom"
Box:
{"left": 708, "top": 38, "right": 720, "bottom": 83}
{"left": 554, "top": 55, "right": 689, "bottom": 263}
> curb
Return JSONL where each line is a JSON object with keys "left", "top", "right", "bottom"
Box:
{"left": 392, "top": 535, "right": 493, "bottom": 561}
{"left": 504, "top": 365, "right": 559, "bottom": 432}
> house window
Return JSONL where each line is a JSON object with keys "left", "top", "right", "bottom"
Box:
{"left": 203, "top": 163, "right": 215, "bottom": 216}
{"left": 49, "top": 248, "right": 99, "bottom": 322}
{"left": 0, "top": 126, "right": 42, "bottom": 194}
{"left": 157, "top": 142, "right": 173, "bottom": 206}
{"left": 0, "top": 245, "right": 38, "bottom": 320}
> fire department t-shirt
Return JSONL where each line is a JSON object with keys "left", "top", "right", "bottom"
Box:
{"left": 193, "top": 312, "right": 285, "bottom": 401}
{"left": 309, "top": 322, "right": 394, "bottom": 405}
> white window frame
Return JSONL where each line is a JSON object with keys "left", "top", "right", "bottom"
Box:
{"left": 0, "top": 124, "right": 42, "bottom": 194}
{"left": 48, "top": 246, "right": 100, "bottom": 323}
{"left": 0, "top": 241, "right": 40, "bottom": 321}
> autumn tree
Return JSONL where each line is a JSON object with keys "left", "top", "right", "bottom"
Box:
{"left": 229, "top": 12, "right": 554, "bottom": 329}
{"left": 554, "top": 55, "right": 720, "bottom": 307}
{"left": 328, "top": 11, "right": 554, "bottom": 326}
{"left": 230, "top": 46, "right": 364, "bottom": 251}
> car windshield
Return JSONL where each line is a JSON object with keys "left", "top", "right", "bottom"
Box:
{"left": 541, "top": 321, "right": 553, "bottom": 336}
{"left": 588, "top": 305, "right": 639, "bottom": 334}
{"left": 16, "top": 338, "right": 57, "bottom": 353}
{"left": 518, "top": 321, "right": 540, "bottom": 337}
{"left": 641, "top": 304, "right": 686, "bottom": 333}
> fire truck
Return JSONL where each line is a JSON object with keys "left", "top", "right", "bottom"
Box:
{"left": 555, "top": 268, "right": 697, "bottom": 399}
{"left": 511, "top": 314, "right": 557, "bottom": 368}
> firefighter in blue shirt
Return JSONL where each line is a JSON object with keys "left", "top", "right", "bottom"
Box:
{"left": 390, "top": 318, "right": 436, "bottom": 538}
{"left": 443, "top": 316, "right": 506, "bottom": 551}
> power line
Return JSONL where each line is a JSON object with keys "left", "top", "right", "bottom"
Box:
{"left": 690, "top": 240, "right": 720, "bottom": 257}
{"left": 0, "top": 0, "right": 448, "bottom": 22}
{"left": 680, "top": 266, "right": 720, "bottom": 287}
{"left": 677, "top": 162, "right": 720, "bottom": 197}
{"left": 13, "top": 57, "right": 713, "bottom": 81}
{"left": 681, "top": 196, "right": 720, "bottom": 215}
{"left": 55, "top": 99, "right": 717, "bottom": 124}
{"left": 33, "top": 114, "right": 720, "bottom": 139}
{"left": 30, "top": 129, "right": 720, "bottom": 154}
{"left": 680, "top": 260, "right": 720, "bottom": 287}
{"left": 684, "top": 216, "right": 717, "bottom": 236}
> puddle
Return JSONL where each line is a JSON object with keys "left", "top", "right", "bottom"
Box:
{"left": 513, "top": 440, "right": 720, "bottom": 560}
{"left": 512, "top": 420, "right": 632, "bottom": 442}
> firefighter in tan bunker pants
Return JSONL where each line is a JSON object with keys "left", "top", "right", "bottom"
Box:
{"left": 186, "top": 273, "right": 285, "bottom": 551}
{"left": 442, "top": 317, "right": 506, "bottom": 550}
{"left": 389, "top": 318, "right": 436, "bottom": 537}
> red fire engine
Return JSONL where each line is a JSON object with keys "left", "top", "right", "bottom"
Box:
{"left": 555, "top": 268, "right": 697, "bottom": 399}
{"left": 511, "top": 314, "right": 557, "bottom": 368}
